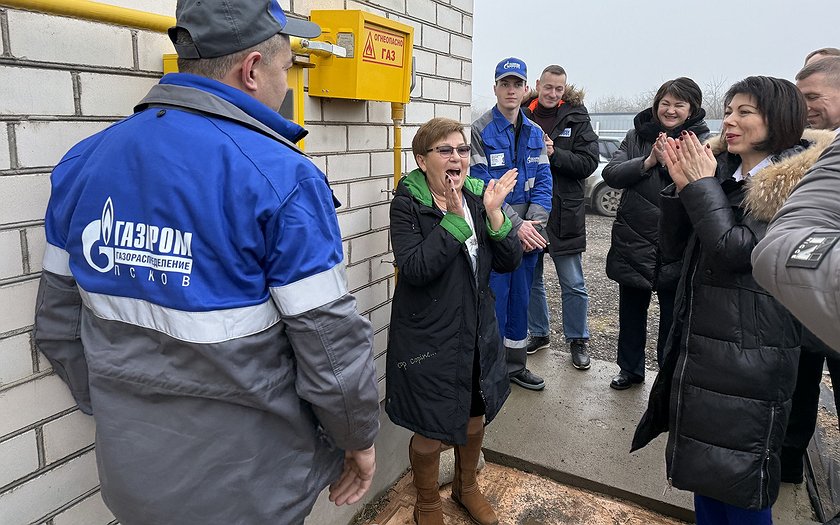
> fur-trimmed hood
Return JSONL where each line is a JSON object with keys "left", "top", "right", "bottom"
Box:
{"left": 521, "top": 84, "right": 586, "bottom": 109}
{"left": 705, "top": 129, "right": 836, "bottom": 222}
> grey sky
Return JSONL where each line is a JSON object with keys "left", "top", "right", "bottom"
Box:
{"left": 471, "top": 0, "right": 838, "bottom": 112}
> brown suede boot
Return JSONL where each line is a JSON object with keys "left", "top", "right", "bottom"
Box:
{"left": 409, "top": 437, "right": 444, "bottom": 525}
{"left": 452, "top": 427, "right": 498, "bottom": 525}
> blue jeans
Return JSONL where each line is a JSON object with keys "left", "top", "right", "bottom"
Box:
{"left": 694, "top": 494, "right": 772, "bottom": 525}
{"left": 528, "top": 252, "right": 589, "bottom": 341}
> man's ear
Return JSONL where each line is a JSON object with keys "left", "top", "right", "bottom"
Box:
{"left": 240, "top": 51, "right": 262, "bottom": 92}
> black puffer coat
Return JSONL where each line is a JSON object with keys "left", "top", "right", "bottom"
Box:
{"left": 522, "top": 87, "right": 599, "bottom": 256}
{"left": 385, "top": 169, "right": 522, "bottom": 445}
{"left": 631, "top": 131, "right": 834, "bottom": 510}
{"left": 603, "top": 108, "right": 709, "bottom": 290}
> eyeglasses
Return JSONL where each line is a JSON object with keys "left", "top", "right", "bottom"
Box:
{"left": 426, "top": 145, "right": 471, "bottom": 158}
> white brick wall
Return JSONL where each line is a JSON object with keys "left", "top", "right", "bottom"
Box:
{"left": 0, "top": 1, "right": 472, "bottom": 524}
{"left": 0, "top": 333, "right": 33, "bottom": 385}
{"left": 0, "top": 174, "right": 51, "bottom": 224}
{"left": 0, "top": 230, "right": 23, "bottom": 279}
{"left": 0, "top": 279, "right": 38, "bottom": 336}
{"left": 53, "top": 492, "right": 114, "bottom": 525}
{"left": 79, "top": 73, "right": 159, "bottom": 116}
{"left": 0, "top": 126, "right": 10, "bottom": 170}
{"left": 26, "top": 226, "right": 47, "bottom": 274}
{"left": 0, "top": 431, "right": 39, "bottom": 487}
{"left": 137, "top": 30, "right": 175, "bottom": 72}
{"left": 422, "top": 25, "right": 450, "bottom": 54}
{"left": 43, "top": 412, "right": 96, "bottom": 463}
{"left": 16, "top": 121, "right": 111, "bottom": 168}
{"left": 7, "top": 11, "right": 134, "bottom": 68}
{"left": 0, "top": 66, "right": 75, "bottom": 115}
{"left": 0, "top": 452, "right": 100, "bottom": 525}
{"left": 327, "top": 153, "right": 371, "bottom": 181}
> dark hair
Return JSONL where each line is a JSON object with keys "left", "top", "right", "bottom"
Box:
{"left": 412, "top": 117, "right": 466, "bottom": 159}
{"left": 796, "top": 56, "right": 840, "bottom": 86}
{"left": 652, "top": 77, "right": 703, "bottom": 122}
{"left": 804, "top": 47, "right": 840, "bottom": 65}
{"left": 724, "top": 76, "right": 806, "bottom": 154}
{"left": 541, "top": 65, "right": 567, "bottom": 78}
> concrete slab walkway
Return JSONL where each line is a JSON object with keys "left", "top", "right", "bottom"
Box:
{"left": 482, "top": 346, "right": 819, "bottom": 524}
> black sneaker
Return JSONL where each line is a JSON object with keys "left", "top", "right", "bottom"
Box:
{"left": 510, "top": 368, "right": 545, "bottom": 390}
{"left": 526, "top": 335, "right": 550, "bottom": 355}
{"left": 570, "top": 340, "right": 591, "bottom": 370}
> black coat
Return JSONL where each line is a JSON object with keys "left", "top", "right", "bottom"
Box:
{"left": 385, "top": 169, "right": 522, "bottom": 445}
{"left": 631, "top": 142, "right": 815, "bottom": 510}
{"left": 603, "top": 108, "right": 709, "bottom": 290}
{"left": 523, "top": 90, "right": 599, "bottom": 256}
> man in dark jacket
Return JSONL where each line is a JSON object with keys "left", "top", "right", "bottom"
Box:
{"left": 768, "top": 55, "right": 840, "bottom": 485}
{"left": 33, "top": 2, "right": 380, "bottom": 523}
{"left": 522, "top": 65, "right": 599, "bottom": 370}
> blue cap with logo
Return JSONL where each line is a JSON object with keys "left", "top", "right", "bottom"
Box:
{"left": 494, "top": 57, "right": 527, "bottom": 82}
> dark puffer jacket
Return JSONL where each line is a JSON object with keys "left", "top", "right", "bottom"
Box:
{"left": 522, "top": 87, "right": 599, "bottom": 256}
{"left": 603, "top": 108, "right": 709, "bottom": 290}
{"left": 386, "top": 169, "right": 522, "bottom": 445}
{"left": 632, "top": 130, "right": 835, "bottom": 510}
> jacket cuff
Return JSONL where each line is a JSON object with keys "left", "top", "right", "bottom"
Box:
{"left": 440, "top": 213, "right": 472, "bottom": 243}
{"left": 486, "top": 213, "right": 512, "bottom": 240}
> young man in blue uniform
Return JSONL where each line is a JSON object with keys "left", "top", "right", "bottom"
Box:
{"left": 471, "top": 58, "right": 553, "bottom": 390}
{"left": 33, "top": 2, "right": 380, "bottom": 523}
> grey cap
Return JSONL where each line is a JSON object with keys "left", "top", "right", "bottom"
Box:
{"left": 169, "top": 0, "right": 321, "bottom": 59}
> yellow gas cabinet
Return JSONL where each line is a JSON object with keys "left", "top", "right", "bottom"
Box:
{"left": 308, "top": 10, "right": 413, "bottom": 103}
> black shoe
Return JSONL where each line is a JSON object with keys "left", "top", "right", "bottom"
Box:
{"left": 510, "top": 368, "right": 545, "bottom": 391}
{"left": 570, "top": 340, "right": 591, "bottom": 370}
{"left": 610, "top": 371, "right": 644, "bottom": 390}
{"left": 526, "top": 335, "right": 550, "bottom": 355}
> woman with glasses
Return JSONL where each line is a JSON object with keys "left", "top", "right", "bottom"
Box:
{"left": 386, "top": 117, "right": 522, "bottom": 525}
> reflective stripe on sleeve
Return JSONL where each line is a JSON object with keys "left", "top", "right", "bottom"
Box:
{"left": 539, "top": 153, "right": 550, "bottom": 164}
{"left": 79, "top": 288, "right": 281, "bottom": 344}
{"left": 43, "top": 243, "right": 72, "bottom": 276}
{"left": 471, "top": 154, "right": 487, "bottom": 167}
{"left": 270, "top": 263, "right": 348, "bottom": 316}
{"left": 525, "top": 177, "right": 536, "bottom": 192}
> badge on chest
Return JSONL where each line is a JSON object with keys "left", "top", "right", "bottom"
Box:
{"left": 490, "top": 152, "right": 505, "bottom": 167}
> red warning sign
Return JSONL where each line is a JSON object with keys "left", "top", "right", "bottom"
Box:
{"left": 361, "top": 24, "right": 405, "bottom": 68}
{"left": 363, "top": 33, "right": 376, "bottom": 60}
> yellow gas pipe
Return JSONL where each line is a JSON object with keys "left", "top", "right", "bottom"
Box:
{"left": 0, "top": 0, "right": 175, "bottom": 31}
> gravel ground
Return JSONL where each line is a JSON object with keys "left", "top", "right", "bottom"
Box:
{"left": 542, "top": 211, "right": 663, "bottom": 373}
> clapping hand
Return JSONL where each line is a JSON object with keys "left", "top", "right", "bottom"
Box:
{"left": 484, "top": 168, "right": 517, "bottom": 232}
{"left": 662, "top": 131, "right": 717, "bottom": 191}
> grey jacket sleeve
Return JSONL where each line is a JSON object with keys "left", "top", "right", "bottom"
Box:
{"left": 34, "top": 271, "right": 93, "bottom": 414}
{"left": 753, "top": 134, "right": 840, "bottom": 351}
{"left": 283, "top": 293, "right": 380, "bottom": 451}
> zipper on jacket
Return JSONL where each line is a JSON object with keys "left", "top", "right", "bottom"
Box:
{"left": 759, "top": 407, "right": 775, "bottom": 509}
{"left": 662, "top": 477, "right": 673, "bottom": 497}
{"left": 667, "top": 258, "right": 698, "bottom": 482}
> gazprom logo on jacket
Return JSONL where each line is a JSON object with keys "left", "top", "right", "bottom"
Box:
{"left": 82, "top": 198, "right": 194, "bottom": 280}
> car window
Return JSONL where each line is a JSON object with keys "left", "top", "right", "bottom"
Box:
{"left": 598, "top": 139, "right": 620, "bottom": 161}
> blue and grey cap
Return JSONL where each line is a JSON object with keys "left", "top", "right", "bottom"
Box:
{"left": 169, "top": 0, "right": 321, "bottom": 59}
{"left": 494, "top": 57, "right": 527, "bottom": 82}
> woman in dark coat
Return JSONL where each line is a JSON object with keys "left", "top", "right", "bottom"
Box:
{"left": 632, "top": 77, "right": 832, "bottom": 525}
{"left": 603, "top": 77, "right": 710, "bottom": 390}
{"left": 386, "top": 117, "right": 522, "bottom": 525}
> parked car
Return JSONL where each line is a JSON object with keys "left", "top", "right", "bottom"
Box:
{"left": 584, "top": 136, "right": 622, "bottom": 216}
